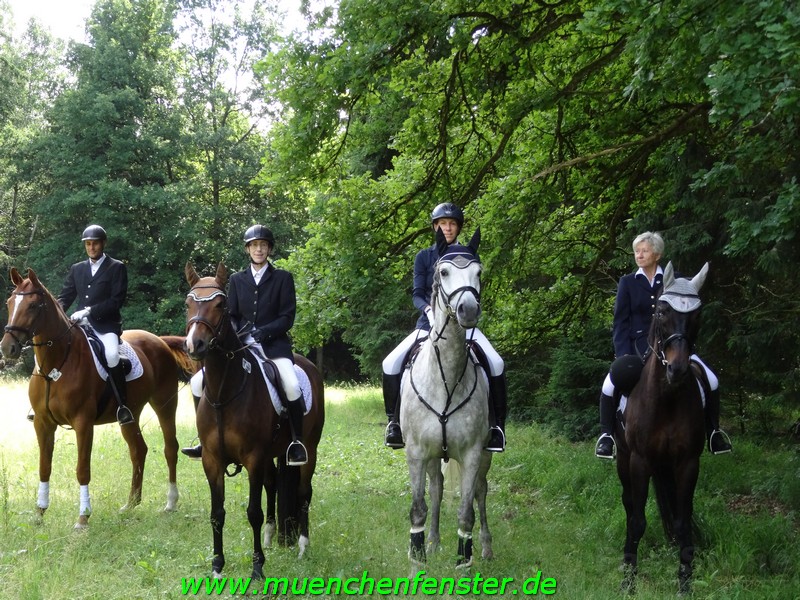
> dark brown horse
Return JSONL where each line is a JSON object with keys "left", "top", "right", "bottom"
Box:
{"left": 183, "top": 262, "right": 324, "bottom": 580}
{"left": 616, "top": 262, "right": 709, "bottom": 595}
{"left": 0, "top": 268, "right": 182, "bottom": 529}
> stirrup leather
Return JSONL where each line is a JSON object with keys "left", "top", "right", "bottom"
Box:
{"left": 708, "top": 429, "right": 732, "bottom": 455}
{"left": 595, "top": 433, "right": 616, "bottom": 459}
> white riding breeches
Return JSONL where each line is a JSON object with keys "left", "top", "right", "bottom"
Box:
{"left": 190, "top": 347, "right": 302, "bottom": 402}
{"left": 93, "top": 330, "right": 121, "bottom": 368}
{"left": 602, "top": 353, "right": 718, "bottom": 397}
{"left": 382, "top": 327, "right": 504, "bottom": 377}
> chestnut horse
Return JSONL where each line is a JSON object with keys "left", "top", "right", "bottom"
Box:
{"left": 616, "top": 262, "right": 710, "bottom": 594}
{"left": 183, "top": 262, "right": 324, "bottom": 579}
{"left": 0, "top": 268, "right": 182, "bottom": 529}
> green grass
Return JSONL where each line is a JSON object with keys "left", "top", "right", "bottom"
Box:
{"left": 0, "top": 380, "right": 797, "bottom": 599}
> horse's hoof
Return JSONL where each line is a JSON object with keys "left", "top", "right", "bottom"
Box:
{"left": 455, "top": 556, "right": 473, "bottom": 570}
{"left": 74, "top": 515, "right": 90, "bottom": 530}
{"left": 482, "top": 547, "right": 494, "bottom": 560}
{"left": 297, "top": 535, "right": 309, "bottom": 558}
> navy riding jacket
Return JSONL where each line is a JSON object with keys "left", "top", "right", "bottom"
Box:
{"left": 612, "top": 267, "right": 664, "bottom": 358}
{"left": 57, "top": 255, "right": 127, "bottom": 336}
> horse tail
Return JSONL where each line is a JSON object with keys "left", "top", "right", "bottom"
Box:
{"left": 277, "top": 456, "right": 300, "bottom": 546}
{"left": 652, "top": 469, "right": 678, "bottom": 541}
{"left": 159, "top": 335, "right": 199, "bottom": 383}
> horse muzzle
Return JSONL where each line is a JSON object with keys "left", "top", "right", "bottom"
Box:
{"left": 0, "top": 329, "right": 27, "bottom": 359}
{"left": 455, "top": 300, "right": 481, "bottom": 329}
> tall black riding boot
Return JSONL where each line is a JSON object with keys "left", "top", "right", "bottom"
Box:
{"left": 705, "top": 387, "right": 732, "bottom": 454}
{"left": 181, "top": 394, "right": 203, "bottom": 460}
{"left": 595, "top": 392, "right": 616, "bottom": 459}
{"left": 485, "top": 374, "right": 507, "bottom": 452}
{"left": 383, "top": 372, "right": 404, "bottom": 448}
{"left": 286, "top": 398, "right": 308, "bottom": 466}
{"left": 109, "top": 363, "right": 134, "bottom": 425}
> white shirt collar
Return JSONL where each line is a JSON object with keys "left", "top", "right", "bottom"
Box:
{"left": 89, "top": 254, "right": 106, "bottom": 276}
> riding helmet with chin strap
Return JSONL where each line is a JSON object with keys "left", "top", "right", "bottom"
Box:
{"left": 81, "top": 224, "right": 107, "bottom": 241}
{"left": 243, "top": 224, "right": 275, "bottom": 246}
{"left": 430, "top": 203, "right": 464, "bottom": 228}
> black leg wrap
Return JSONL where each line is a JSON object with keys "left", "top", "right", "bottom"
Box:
{"left": 409, "top": 531, "right": 426, "bottom": 562}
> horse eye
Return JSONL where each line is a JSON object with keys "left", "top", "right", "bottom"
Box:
{"left": 440, "top": 267, "right": 449, "bottom": 278}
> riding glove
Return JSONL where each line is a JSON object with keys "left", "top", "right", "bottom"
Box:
{"left": 70, "top": 308, "right": 90, "bottom": 323}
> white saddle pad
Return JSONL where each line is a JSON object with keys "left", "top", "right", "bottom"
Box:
{"left": 242, "top": 348, "right": 313, "bottom": 415}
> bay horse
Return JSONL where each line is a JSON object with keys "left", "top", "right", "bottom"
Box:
{"left": 0, "top": 268, "right": 182, "bottom": 529}
{"left": 400, "top": 228, "right": 493, "bottom": 569}
{"left": 616, "top": 262, "right": 710, "bottom": 594}
{"left": 183, "top": 262, "right": 324, "bottom": 580}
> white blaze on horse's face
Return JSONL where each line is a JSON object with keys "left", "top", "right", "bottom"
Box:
{"left": 436, "top": 256, "right": 482, "bottom": 329}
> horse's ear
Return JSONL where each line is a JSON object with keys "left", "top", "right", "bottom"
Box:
{"left": 691, "top": 262, "right": 709, "bottom": 292}
{"left": 185, "top": 261, "right": 199, "bottom": 287}
{"left": 468, "top": 227, "right": 481, "bottom": 255}
{"left": 435, "top": 227, "right": 449, "bottom": 258}
{"left": 27, "top": 268, "right": 39, "bottom": 286}
{"left": 9, "top": 267, "right": 22, "bottom": 286}
{"left": 215, "top": 262, "right": 228, "bottom": 287}
{"left": 663, "top": 261, "right": 675, "bottom": 289}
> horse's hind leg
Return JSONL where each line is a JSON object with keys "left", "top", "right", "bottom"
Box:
{"left": 296, "top": 453, "right": 317, "bottom": 558}
{"left": 151, "top": 388, "right": 180, "bottom": 512}
{"left": 426, "top": 460, "right": 443, "bottom": 554}
{"left": 119, "top": 419, "right": 148, "bottom": 511}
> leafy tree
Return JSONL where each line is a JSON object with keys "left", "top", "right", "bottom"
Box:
{"left": 260, "top": 0, "right": 800, "bottom": 429}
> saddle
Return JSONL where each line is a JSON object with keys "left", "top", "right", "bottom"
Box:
{"left": 403, "top": 336, "right": 487, "bottom": 375}
{"left": 83, "top": 327, "right": 132, "bottom": 376}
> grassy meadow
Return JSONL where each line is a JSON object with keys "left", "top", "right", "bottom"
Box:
{"left": 0, "top": 378, "right": 798, "bottom": 599}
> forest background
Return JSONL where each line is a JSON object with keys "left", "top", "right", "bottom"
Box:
{"left": 0, "top": 0, "right": 798, "bottom": 440}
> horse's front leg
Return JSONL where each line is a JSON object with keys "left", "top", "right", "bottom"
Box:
{"left": 620, "top": 452, "right": 650, "bottom": 594}
{"left": 203, "top": 458, "right": 227, "bottom": 578}
{"left": 675, "top": 459, "right": 700, "bottom": 596}
{"left": 425, "top": 459, "right": 443, "bottom": 554}
{"left": 73, "top": 420, "right": 95, "bottom": 529}
{"left": 406, "top": 456, "right": 428, "bottom": 567}
{"left": 246, "top": 459, "right": 266, "bottom": 580}
{"left": 33, "top": 417, "right": 57, "bottom": 523}
{"left": 455, "top": 451, "right": 482, "bottom": 569}
{"left": 475, "top": 453, "right": 493, "bottom": 560}
{"left": 119, "top": 416, "right": 148, "bottom": 511}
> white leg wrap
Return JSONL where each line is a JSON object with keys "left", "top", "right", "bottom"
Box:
{"left": 263, "top": 521, "right": 276, "bottom": 548}
{"left": 79, "top": 484, "right": 92, "bottom": 516}
{"left": 37, "top": 481, "right": 50, "bottom": 510}
{"left": 410, "top": 525, "right": 425, "bottom": 534}
{"left": 165, "top": 482, "right": 179, "bottom": 512}
{"left": 298, "top": 535, "right": 309, "bottom": 558}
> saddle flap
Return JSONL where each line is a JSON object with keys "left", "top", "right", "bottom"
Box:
{"left": 84, "top": 326, "right": 131, "bottom": 375}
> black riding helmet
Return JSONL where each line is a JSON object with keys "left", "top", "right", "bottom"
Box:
{"left": 81, "top": 224, "right": 107, "bottom": 241}
{"left": 430, "top": 203, "right": 464, "bottom": 228}
{"left": 243, "top": 224, "right": 275, "bottom": 247}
